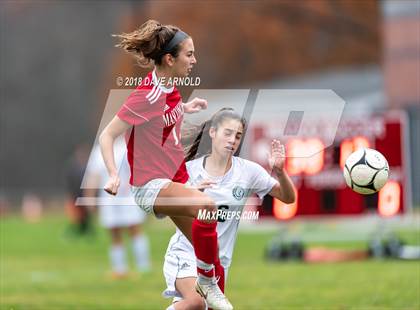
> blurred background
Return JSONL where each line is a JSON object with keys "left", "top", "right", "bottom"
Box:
{"left": 1, "top": 0, "right": 419, "bottom": 309}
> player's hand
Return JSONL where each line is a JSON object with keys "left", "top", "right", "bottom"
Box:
{"left": 268, "top": 139, "right": 286, "bottom": 172}
{"left": 183, "top": 97, "right": 208, "bottom": 114}
{"left": 104, "top": 175, "right": 120, "bottom": 196}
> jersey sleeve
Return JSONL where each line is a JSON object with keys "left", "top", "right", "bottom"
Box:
{"left": 247, "top": 161, "right": 278, "bottom": 199}
{"left": 117, "top": 89, "right": 161, "bottom": 126}
{"left": 185, "top": 159, "right": 199, "bottom": 186}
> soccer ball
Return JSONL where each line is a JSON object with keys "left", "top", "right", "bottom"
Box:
{"left": 343, "top": 148, "right": 389, "bottom": 194}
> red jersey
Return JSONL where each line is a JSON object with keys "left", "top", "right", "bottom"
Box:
{"left": 117, "top": 71, "right": 188, "bottom": 186}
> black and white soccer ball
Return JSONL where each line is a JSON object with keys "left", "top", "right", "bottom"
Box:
{"left": 343, "top": 148, "right": 389, "bottom": 194}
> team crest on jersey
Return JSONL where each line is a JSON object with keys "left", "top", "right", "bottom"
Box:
{"left": 232, "top": 186, "right": 245, "bottom": 200}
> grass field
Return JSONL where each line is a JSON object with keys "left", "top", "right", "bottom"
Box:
{"left": 1, "top": 215, "right": 419, "bottom": 309}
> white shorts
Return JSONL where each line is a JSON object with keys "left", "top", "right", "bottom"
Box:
{"left": 98, "top": 203, "right": 146, "bottom": 228}
{"left": 162, "top": 251, "right": 197, "bottom": 300}
{"left": 162, "top": 247, "right": 229, "bottom": 302}
{"left": 131, "top": 178, "right": 171, "bottom": 219}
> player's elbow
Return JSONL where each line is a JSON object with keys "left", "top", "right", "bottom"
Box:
{"left": 283, "top": 196, "right": 296, "bottom": 204}
{"left": 98, "top": 128, "right": 110, "bottom": 146}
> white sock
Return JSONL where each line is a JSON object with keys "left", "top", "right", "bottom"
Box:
{"left": 197, "top": 273, "right": 215, "bottom": 285}
{"left": 109, "top": 244, "right": 127, "bottom": 273}
{"left": 132, "top": 234, "right": 150, "bottom": 271}
{"left": 166, "top": 305, "right": 176, "bottom": 310}
{"left": 197, "top": 259, "right": 214, "bottom": 285}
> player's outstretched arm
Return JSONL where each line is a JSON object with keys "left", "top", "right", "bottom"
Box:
{"left": 268, "top": 139, "right": 296, "bottom": 204}
{"left": 98, "top": 116, "right": 131, "bottom": 195}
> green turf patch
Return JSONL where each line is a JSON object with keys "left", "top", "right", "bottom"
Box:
{"left": 1, "top": 215, "right": 419, "bottom": 309}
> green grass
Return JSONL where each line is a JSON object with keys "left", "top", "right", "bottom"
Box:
{"left": 1, "top": 215, "right": 419, "bottom": 309}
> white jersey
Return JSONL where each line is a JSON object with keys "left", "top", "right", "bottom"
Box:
{"left": 165, "top": 156, "right": 277, "bottom": 268}
{"left": 88, "top": 140, "right": 146, "bottom": 228}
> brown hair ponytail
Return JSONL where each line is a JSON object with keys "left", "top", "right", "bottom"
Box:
{"left": 182, "top": 120, "right": 213, "bottom": 162}
{"left": 113, "top": 20, "right": 186, "bottom": 67}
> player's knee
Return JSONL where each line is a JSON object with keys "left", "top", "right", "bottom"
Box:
{"left": 184, "top": 296, "right": 206, "bottom": 310}
{"left": 192, "top": 199, "right": 217, "bottom": 220}
{"left": 201, "top": 197, "right": 216, "bottom": 213}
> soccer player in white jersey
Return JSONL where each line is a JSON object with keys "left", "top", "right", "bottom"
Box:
{"left": 162, "top": 108, "right": 296, "bottom": 309}
{"left": 86, "top": 139, "right": 150, "bottom": 277}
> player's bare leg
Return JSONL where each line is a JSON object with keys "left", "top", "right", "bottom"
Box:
{"left": 154, "top": 182, "right": 216, "bottom": 218}
{"left": 170, "top": 216, "right": 193, "bottom": 241}
{"left": 171, "top": 277, "right": 206, "bottom": 310}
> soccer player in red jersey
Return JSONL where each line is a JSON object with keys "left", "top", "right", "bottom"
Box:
{"left": 99, "top": 20, "right": 232, "bottom": 310}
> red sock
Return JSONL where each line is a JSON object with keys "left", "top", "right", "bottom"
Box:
{"left": 192, "top": 219, "right": 218, "bottom": 278}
